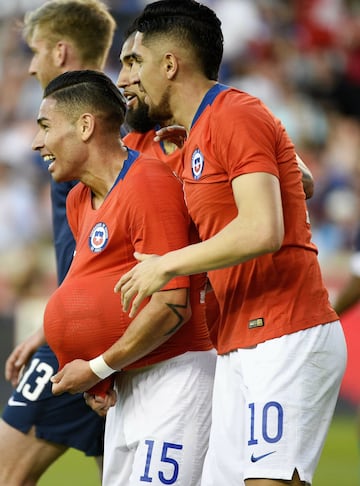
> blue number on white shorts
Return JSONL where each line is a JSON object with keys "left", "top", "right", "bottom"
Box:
{"left": 140, "top": 439, "right": 183, "bottom": 484}
{"left": 16, "top": 358, "right": 54, "bottom": 401}
{"left": 248, "top": 401, "right": 283, "bottom": 445}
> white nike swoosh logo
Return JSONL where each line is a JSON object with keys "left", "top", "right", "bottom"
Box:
{"left": 8, "top": 397, "right": 27, "bottom": 407}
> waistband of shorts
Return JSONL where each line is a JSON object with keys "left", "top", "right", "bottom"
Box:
{"left": 118, "top": 349, "right": 216, "bottom": 377}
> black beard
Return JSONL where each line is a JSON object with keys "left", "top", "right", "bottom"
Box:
{"left": 125, "top": 100, "right": 156, "bottom": 133}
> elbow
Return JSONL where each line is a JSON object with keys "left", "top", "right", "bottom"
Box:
{"left": 179, "top": 292, "right": 192, "bottom": 326}
{"left": 262, "top": 237, "right": 282, "bottom": 255}
{"left": 257, "top": 226, "right": 284, "bottom": 255}
{"left": 268, "top": 235, "right": 283, "bottom": 253}
{"left": 266, "top": 212, "right": 285, "bottom": 253}
{"left": 270, "top": 224, "right": 284, "bottom": 252}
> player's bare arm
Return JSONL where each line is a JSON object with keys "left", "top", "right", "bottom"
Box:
{"left": 296, "top": 153, "right": 314, "bottom": 199}
{"left": 116, "top": 171, "right": 284, "bottom": 317}
{"left": 5, "top": 327, "right": 46, "bottom": 386}
{"left": 50, "top": 287, "right": 190, "bottom": 395}
{"left": 333, "top": 273, "right": 360, "bottom": 315}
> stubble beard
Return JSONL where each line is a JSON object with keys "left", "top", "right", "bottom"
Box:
{"left": 148, "top": 87, "right": 173, "bottom": 127}
{"left": 125, "top": 88, "right": 173, "bottom": 133}
{"left": 125, "top": 99, "right": 155, "bottom": 133}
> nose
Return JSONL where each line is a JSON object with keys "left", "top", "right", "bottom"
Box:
{"left": 116, "top": 67, "right": 128, "bottom": 89}
{"left": 28, "top": 57, "right": 36, "bottom": 76}
{"left": 129, "top": 63, "right": 140, "bottom": 86}
{"left": 31, "top": 129, "right": 44, "bottom": 152}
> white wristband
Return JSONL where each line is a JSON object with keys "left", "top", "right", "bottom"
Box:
{"left": 89, "top": 355, "right": 116, "bottom": 379}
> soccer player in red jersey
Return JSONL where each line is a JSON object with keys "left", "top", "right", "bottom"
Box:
{"left": 116, "top": 2, "right": 347, "bottom": 485}
{"left": 32, "top": 69, "right": 215, "bottom": 485}
{"left": 116, "top": 30, "right": 314, "bottom": 351}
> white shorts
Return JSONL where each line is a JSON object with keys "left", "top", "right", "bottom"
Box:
{"left": 103, "top": 349, "right": 216, "bottom": 486}
{"left": 201, "top": 321, "right": 347, "bottom": 486}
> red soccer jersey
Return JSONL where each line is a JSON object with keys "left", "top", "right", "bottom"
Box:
{"left": 124, "top": 130, "right": 215, "bottom": 343}
{"left": 44, "top": 150, "right": 212, "bottom": 395}
{"left": 124, "top": 129, "right": 161, "bottom": 158}
{"left": 181, "top": 84, "right": 338, "bottom": 354}
{"left": 124, "top": 130, "right": 184, "bottom": 177}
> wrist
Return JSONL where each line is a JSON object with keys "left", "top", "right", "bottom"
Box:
{"left": 89, "top": 355, "right": 117, "bottom": 379}
{"left": 162, "top": 252, "right": 178, "bottom": 280}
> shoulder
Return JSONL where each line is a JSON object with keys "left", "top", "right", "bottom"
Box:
{"left": 124, "top": 130, "right": 156, "bottom": 152}
{"left": 208, "top": 88, "right": 282, "bottom": 142}
{"left": 125, "top": 156, "right": 184, "bottom": 205}
{"left": 213, "top": 87, "right": 272, "bottom": 119}
{"left": 130, "top": 154, "right": 175, "bottom": 179}
{"left": 123, "top": 131, "right": 145, "bottom": 145}
{"left": 66, "top": 182, "right": 88, "bottom": 207}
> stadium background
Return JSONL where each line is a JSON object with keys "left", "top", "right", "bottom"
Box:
{"left": 0, "top": 0, "right": 359, "bottom": 484}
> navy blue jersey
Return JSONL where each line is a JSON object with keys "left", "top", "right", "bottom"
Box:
{"left": 51, "top": 179, "right": 78, "bottom": 284}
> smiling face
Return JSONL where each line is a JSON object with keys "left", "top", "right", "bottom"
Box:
{"left": 32, "top": 97, "right": 86, "bottom": 182}
{"left": 117, "top": 35, "right": 140, "bottom": 109}
{"left": 117, "top": 34, "right": 154, "bottom": 133}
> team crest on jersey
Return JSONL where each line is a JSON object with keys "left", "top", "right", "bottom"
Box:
{"left": 89, "top": 222, "right": 108, "bottom": 253}
{"left": 191, "top": 148, "right": 204, "bottom": 180}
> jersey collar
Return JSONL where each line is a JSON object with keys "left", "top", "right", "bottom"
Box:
{"left": 190, "top": 83, "right": 229, "bottom": 129}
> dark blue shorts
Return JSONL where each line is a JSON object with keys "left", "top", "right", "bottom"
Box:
{"left": 2, "top": 345, "right": 105, "bottom": 456}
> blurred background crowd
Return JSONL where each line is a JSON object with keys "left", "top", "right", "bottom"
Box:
{"left": 0, "top": 0, "right": 360, "bottom": 406}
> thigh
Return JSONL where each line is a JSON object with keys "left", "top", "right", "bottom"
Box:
{"left": 2, "top": 345, "right": 105, "bottom": 456}
{"left": 201, "top": 352, "right": 246, "bottom": 486}
{"left": 202, "top": 322, "right": 347, "bottom": 486}
{"left": 242, "top": 322, "right": 346, "bottom": 483}
{"left": 104, "top": 350, "right": 216, "bottom": 486}
{"left": 0, "top": 419, "right": 66, "bottom": 485}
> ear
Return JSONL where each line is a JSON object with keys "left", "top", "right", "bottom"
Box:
{"left": 53, "top": 41, "right": 68, "bottom": 67}
{"left": 164, "top": 53, "right": 178, "bottom": 80}
{"left": 78, "top": 113, "right": 95, "bottom": 142}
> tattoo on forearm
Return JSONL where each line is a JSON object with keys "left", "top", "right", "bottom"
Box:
{"left": 164, "top": 290, "right": 189, "bottom": 336}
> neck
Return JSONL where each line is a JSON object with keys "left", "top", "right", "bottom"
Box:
{"left": 85, "top": 143, "right": 128, "bottom": 209}
{"left": 172, "top": 79, "right": 217, "bottom": 131}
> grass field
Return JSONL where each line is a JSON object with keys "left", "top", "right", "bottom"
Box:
{"left": 38, "top": 412, "right": 359, "bottom": 485}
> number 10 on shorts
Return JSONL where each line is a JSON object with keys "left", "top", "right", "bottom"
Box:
{"left": 248, "top": 401, "right": 284, "bottom": 445}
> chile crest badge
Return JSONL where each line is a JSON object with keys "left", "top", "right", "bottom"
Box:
{"left": 191, "top": 148, "right": 204, "bottom": 180}
{"left": 89, "top": 222, "right": 108, "bottom": 253}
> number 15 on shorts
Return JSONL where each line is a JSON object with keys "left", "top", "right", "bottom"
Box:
{"left": 138, "top": 439, "right": 183, "bottom": 484}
